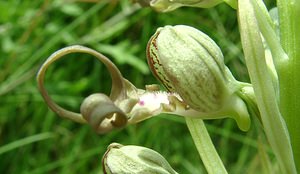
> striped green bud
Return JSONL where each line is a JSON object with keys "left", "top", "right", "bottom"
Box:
{"left": 147, "top": 25, "right": 253, "bottom": 131}
{"left": 147, "top": 25, "right": 230, "bottom": 112}
{"left": 102, "top": 143, "right": 178, "bottom": 174}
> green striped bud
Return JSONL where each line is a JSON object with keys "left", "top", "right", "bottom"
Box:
{"left": 102, "top": 143, "right": 178, "bottom": 174}
{"left": 147, "top": 25, "right": 253, "bottom": 131}
{"left": 147, "top": 25, "right": 230, "bottom": 112}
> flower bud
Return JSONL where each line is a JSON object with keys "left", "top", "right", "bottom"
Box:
{"left": 135, "top": 0, "right": 222, "bottom": 12}
{"left": 147, "top": 25, "right": 229, "bottom": 112}
{"left": 147, "top": 25, "right": 253, "bottom": 131}
{"left": 102, "top": 143, "right": 178, "bottom": 174}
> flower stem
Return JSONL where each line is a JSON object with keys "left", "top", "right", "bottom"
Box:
{"left": 238, "top": 0, "right": 296, "bottom": 173}
{"left": 185, "top": 118, "right": 227, "bottom": 174}
{"left": 277, "top": 0, "right": 300, "bottom": 171}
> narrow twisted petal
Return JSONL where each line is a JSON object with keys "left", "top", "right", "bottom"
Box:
{"left": 80, "top": 94, "right": 127, "bottom": 134}
{"left": 37, "top": 45, "right": 129, "bottom": 133}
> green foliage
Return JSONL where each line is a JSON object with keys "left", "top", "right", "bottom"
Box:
{"left": 0, "top": 0, "right": 275, "bottom": 173}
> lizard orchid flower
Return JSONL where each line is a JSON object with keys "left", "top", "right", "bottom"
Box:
{"left": 37, "top": 26, "right": 257, "bottom": 134}
{"left": 37, "top": 45, "right": 205, "bottom": 134}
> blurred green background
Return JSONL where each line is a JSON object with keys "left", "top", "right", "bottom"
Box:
{"left": 0, "top": 0, "right": 275, "bottom": 173}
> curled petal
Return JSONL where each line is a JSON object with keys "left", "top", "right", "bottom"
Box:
{"left": 37, "top": 45, "right": 128, "bottom": 132}
{"left": 37, "top": 46, "right": 88, "bottom": 123}
{"left": 80, "top": 94, "right": 127, "bottom": 134}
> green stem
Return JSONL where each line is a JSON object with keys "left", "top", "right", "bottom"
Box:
{"left": 185, "top": 118, "right": 227, "bottom": 174}
{"left": 277, "top": 0, "right": 300, "bottom": 171}
{"left": 237, "top": 0, "right": 296, "bottom": 173}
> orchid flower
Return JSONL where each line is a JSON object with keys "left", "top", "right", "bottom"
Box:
{"left": 37, "top": 25, "right": 257, "bottom": 134}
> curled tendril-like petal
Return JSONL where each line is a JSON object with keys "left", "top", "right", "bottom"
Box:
{"left": 80, "top": 94, "right": 127, "bottom": 134}
{"left": 37, "top": 45, "right": 128, "bottom": 133}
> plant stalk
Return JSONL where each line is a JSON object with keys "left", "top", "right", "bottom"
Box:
{"left": 185, "top": 118, "right": 228, "bottom": 174}
{"left": 276, "top": 0, "right": 300, "bottom": 171}
{"left": 238, "top": 0, "right": 296, "bottom": 173}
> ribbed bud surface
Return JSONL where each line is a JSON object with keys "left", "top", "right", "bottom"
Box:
{"left": 147, "top": 25, "right": 229, "bottom": 112}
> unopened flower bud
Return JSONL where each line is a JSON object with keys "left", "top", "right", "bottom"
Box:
{"left": 147, "top": 25, "right": 254, "bottom": 131}
{"left": 102, "top": 143, "right": 178, "bottom": 174}
{"left": 147, "top": 25, "right": 230, "bottom": 112}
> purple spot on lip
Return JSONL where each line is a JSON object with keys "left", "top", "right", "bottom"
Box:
{"left": 139, "top": 100, "right": 145, "bottom": 106}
